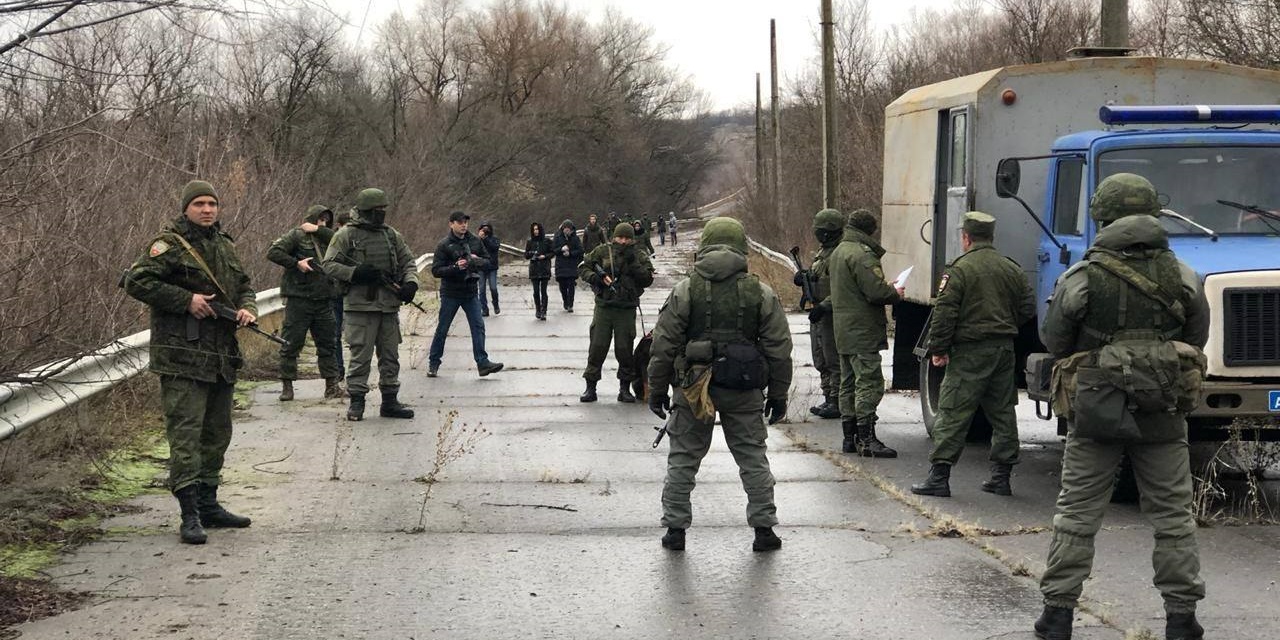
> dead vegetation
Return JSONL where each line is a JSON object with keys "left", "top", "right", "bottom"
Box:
{"left": 407, "top": 409, "right": 489, "bottom": 533}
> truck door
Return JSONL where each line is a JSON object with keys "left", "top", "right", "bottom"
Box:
{"left": 1037, "top": 156, "right": 1089, "bottom": 320}
{"left": 933, "top": 107, "right": 972, "bottom": 285}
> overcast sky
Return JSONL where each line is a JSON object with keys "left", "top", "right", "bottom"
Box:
{"left": 326, "top": 0, "right": 955, "bottom": 111}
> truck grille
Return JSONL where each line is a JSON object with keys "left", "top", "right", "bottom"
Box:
{"left": 1224, "top": 288, "right": 1280, "bottom": 366}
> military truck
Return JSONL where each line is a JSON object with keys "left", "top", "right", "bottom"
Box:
{"left": 878, "top": 55, "right": 1280, "bottom": 440}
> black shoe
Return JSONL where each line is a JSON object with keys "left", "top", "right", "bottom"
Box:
{"left": 617, "top": 380, "right": 636, "bottom": 403}
{"left": 427, "top": 364, "right": 439, "bottom": 378}
{"left": 567, "top": 307, "right": 573, "bottom": 313}
{"left": 380, "top": 391, "right": 415, "bottom": 419}
{"left": 478, "top": 361, "right": 504, "bottom": 377}
{"left": 841, "top": 419, "right": 857, "bottom": 453}
{"left": 482, "top": 309, "right": 490, "bottom": 317}
{"left": 981, "top": 463, "right": 1014, "bottom": 496}
{"left": 197, "top": 484, "right": 252, "bottom": 528}
{"left": 910, "top": 463, "right": 952, "bottom": 497}
{"left": 752, "top": 527, "right": 782, "bottom": 552}
{"left": 1166, "top": 612, "right": 1204, "bottom": 640}
{"left": 1034, "top": 605, "right": 1073, "bottom": 640}
{"left": 661, "top": 527, "right": 685, "bottom": 551}
{"left": 580, "top": 381, "right": 598, "bottom": 403}
{"left": 174, "top": 485, "right": 207, "bottom": 545}
{"left": 347, "top": 394, "right": 365, "bottom": 422}
{"left": 856, "top": 418, "right": 898, "bottom": 458}
{"left": 493, "top": 300, "right": 500, "bottom": 315}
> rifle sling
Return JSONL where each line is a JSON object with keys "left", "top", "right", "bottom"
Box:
{"left": 169, "top": 232, "right": 234, "bottom": 303}
{"left": 1089, "top": 252, "right": 1184, "bottom": 323}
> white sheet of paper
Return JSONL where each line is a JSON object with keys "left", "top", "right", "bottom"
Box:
{"left": 893, "top": 265, "right": 913, "bottom": 288}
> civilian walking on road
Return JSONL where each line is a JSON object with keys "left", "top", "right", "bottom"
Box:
{"left": 428, "top": 211, "right": 504, "bottom": 378}
{"left": 656, "top": 215, "right": 667, "bottom": 246}
{"left": 525, "top": 221, "right": 554, "bottom": 321}
{"left": 476, "top": 221, "right": 501, "bottom": 316}
{"left": 668, "top": 212, "right": 678, "bottom": 246}
{"left": 583, "top": 213, "right": 607, "bottom": 253}
{"left": 553, "top": 219, "right": 584, "bottom": 312}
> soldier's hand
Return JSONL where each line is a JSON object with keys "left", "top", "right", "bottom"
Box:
{"left": 649, "top": 391, "right": 671, "bottom": 420}
{"left": 931, "top": 354, "right": 949, "bottom": 367}
{"left": 351, "top": 264, "right": 381, "bottom": 285}
{"left": 398, "top": 281, "right": 419, "bottom": 303}
{"left": 895, "top": 285, "right": 906, "bottom": 298}
{"left": 807, "top": 305, "right": 828, "bottom": 323}
{"left": 296, "top": 257, "right": 315, "bottom": 273}
{"left": 765, "top": 397, "right": 787, "bottom": 425}
{"left": 300, "top": 222, "right": 319, "bottom": 233}
{"left": 602, "top": 274, "right": 614, "bottom": 286}
{"left": 188, "top": 293, "right": 216, "bottom": 319}
{"left": 235, "top": 308, "right": 257, "bottom": 327}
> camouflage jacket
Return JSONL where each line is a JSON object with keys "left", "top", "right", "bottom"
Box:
{"left": 927, "top": 242, "right": 1035, "bottom": 354}
{"left": 578, "top": 241, "right": 654, "bottom": 308}
{"left": 828, "top": 228, "right": 900, "bottom": 354}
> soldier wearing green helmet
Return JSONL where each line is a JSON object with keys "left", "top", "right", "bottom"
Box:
{"left": 1033, "top": 173, "right": 1210, "bottom": 640}
{"left": 321, "top": 188, "right": 420, "bottom": 422}
{"left": 647, "top": 216, "right": 793, "bottom": 552}
{"left": 795, "top": 208, "right": 844, "bottom": 419}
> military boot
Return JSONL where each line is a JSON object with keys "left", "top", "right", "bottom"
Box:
{"left": 751, "top": 527, "right": 782, "bottom": 552}
{"left": 197, "top": 484, "right": 252, "bottom": 528}
{"left": 347, "top": 394, "right": 365, "bottom": 422}
{"left": 1165, "top": 612, "right": 1204, "bottom": 640}
{"left": 279, "top": 380, "right": 294, "bottom": 402}
{"left": 856, "top": 417, "right": 898, "bottom": 458}
{"left": 580, "top": 381, "right": 598, "bottom": 403}
{"left": 173, "top": 485, "right": 207, "bottom": 545}
{"left": 811, "top": 397, "right": 840, "bottom": 419}
{"left": 840, "top": 419, "right": 857, "bottom": 453}
{"left": 981, "top": 463, "right": 1014, "bottom": 496}
{"left": 324, "top": 378, "right": 348, "bottom": 399}
{"left": 661, "top": 527, "right": 685, "bottom": 551}
{"left": 1034, "top": 605, "right": 1073, "bottom": 640}
{"left": 910, "top": 463, "right": 952, "bottom": 497}
{"left": 380, "top": 390, "right": 415, "bottom": 419}
{"left": 617, "top": 380, "right": 636, "bottom": 403}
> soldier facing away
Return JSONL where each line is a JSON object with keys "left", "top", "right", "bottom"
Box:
{"left": 910, "top": 211, "right": 1034, "bottom": 498}
{"left": 122, "top": 180, "right": 255, "bottom": 544}
{"left": 647, "top": 216, "right": 792, "bottom": 552}
{"left": 578, "top": 222, "right": 654, "bottom": 403}
{"left": 795, "top": 208, "right": 845, "bottom": 419}
{"left": 267, "top": 204, "right": 344, "bottom": 401}
{"left": 828, "top": 209, "right": 903, "bottom": 457}
{"left": 1034, "top": 173, "right": 1209, "bottom": 640}
{"left": 321, "top": 188, "right": 419, "bottom": 422}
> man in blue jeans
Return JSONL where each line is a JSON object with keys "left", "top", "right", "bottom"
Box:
{"left": 428, "top": 210, "right": 504, "bottom": 378}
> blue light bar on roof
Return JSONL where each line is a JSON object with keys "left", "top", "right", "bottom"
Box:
{"left": 1100, "top": 105, "right": 1280, "bottom": 125}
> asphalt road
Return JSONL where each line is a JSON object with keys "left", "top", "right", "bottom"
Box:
{"left": 13, "top": 222, "right": 1278, "bottom": 640}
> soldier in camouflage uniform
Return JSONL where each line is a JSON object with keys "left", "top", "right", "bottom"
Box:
{"left": 267, "top": 204, "right": 344, "bottom": 401}
{"left": 910, "top": 212, "right": 1034, "bottom": 498}
{"left": 578, "top": 223, "right": 654, "bottom": 403}
{"left": 123, "top": 180, "right": 255, "bottom": 544}
{"left": 795, "top": 208, "right": 845, "bottom": 419}
{"left": 648, "top": 217, "right": 793, "bottom": 552}
{"left": 828, "top": 209, "right": 903, "bottom": 457}
{"left": 1034, "top": 174, "right": 1209, "bottom": 640}
{"left": 321, "top": 188, "right": 419, "bottom": 422}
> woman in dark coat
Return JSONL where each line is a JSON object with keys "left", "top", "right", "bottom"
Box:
{"left": 476, "top": 221, "right": 501, "bottom": 316}
{"left": 552, "top": 219, "right": 584, "bottom": 312}
{"left": 523, "top": 222, "right": 554, "bottom": 320}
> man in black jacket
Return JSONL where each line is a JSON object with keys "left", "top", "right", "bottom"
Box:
{"left": 476, "top": 221, "right": 501, "bottom": 316}
{"left": 428, "top": 211, "right": 503, "bottom": 378}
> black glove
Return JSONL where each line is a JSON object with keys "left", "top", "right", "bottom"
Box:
{"left": 398, "top": 281, "right": 418, "bottom": 303}
{"left": 351, "top": 264, "right": 381, "bottom": 285}
{"left": 649, "top": 390, "right": 671, "bottom": 420}
{"left": 807, "top": 305, "right": 828, "bottom": 323}
{"left": 765, "top": 397, "right": 787, "bottom": 425}
{"left": 793, "top": 271, "right": 806, "bottom": 287}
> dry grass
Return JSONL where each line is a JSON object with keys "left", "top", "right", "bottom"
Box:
{"left": 747, "top": 251, "right": 801, "bottom": 311}
{"left": 407, "top": 410, "right": 489, "bottom": 533}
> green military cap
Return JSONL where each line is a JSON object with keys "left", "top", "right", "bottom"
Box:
{"left": 960, "top": 211, "right": 996, "bottom": 236}
{"left": 699, "top": 216, "right": 748, "bottom": 253}
{"left": 813, "top": 208, "right": 845, "bottom": 231}
{"left": 613, "top": 222, "right": 635, "bottom": 239}
{"left": 354, "top": 188, "right": 388, "bottom": 211}
{"left": 1090, "top": 173, "right": 1159, "bottom": 223}
{"left": 180, "top": 180, "right": 218, "bottom": 212}
{"left": 847, "top": 208, "right": 878, "bottom": 235}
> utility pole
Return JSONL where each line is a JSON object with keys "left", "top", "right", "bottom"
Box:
{"left": 821, "top": 0, "right": 838, "bottom": 209}
{"left": 1100, "top": 0, "right": 1128, "bottom": 48}
{"left": 755, "top": 73, "right": 765, "bottom": 203}
{"left": 770, "top": 19, "right": 781, "bottom": 220}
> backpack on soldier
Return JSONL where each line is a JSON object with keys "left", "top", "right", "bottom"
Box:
{"left": 688, "top": 272, "right": 770, "bottom": 391}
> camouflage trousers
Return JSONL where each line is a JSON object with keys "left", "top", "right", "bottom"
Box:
{"left": 661, "top": 386, "right": 777, "bottom": 529}
{"left": 345, "top": 311, "right": 401, "bottom": 395}
{"left": 838, "top": 352, "right": 884, "bottom": 421}
{"left": 278, "top": 296, "right": 339, "bottom": 380}
{"left": 811, "top": 316, "right": 839, "bottom": 400}
{"left": 1040, "top": 433, "right": 1204, "bottom": 613}
{"left": 929, "top": 341, "right": 1020, "bottom": 465}
{"left": 161, "top": 375, "right": 234, "bottom": 492}
{"left": 583, "top": 305, "right": 637, "bottom": 382}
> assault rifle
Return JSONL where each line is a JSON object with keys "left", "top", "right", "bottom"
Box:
{"left": 591, "top": 263, "right": 618, "bottom": 294}
{"left": 380, "top": 273, "right": 432, "bottom": 315}
{"left": 188, "top": 300, "right": 289, "bottom": 346}
{"left": 788, "top": 246, "right": 816, "bottom": 311}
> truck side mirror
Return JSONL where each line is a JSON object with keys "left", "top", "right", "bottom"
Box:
{"left": 995, "top": 158, "right": 1021, "bottom": 198}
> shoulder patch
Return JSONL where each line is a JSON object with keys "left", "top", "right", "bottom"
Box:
{"left": 937, "top": 273, "right": 950, "bottom": 294}
{"left": 149, "top": 240, "right": 171, "bottom": 257}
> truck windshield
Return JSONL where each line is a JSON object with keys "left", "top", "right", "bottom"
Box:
{"left": 1097, "top": 146, "right": 1280, "bottom": 235}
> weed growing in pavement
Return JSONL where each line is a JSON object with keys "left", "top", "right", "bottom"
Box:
{"left": 407, "top": 410, "right": 488, "bottom": 533}
{"left": 1194, "top": 423, "right": 1279, "bottom": 525}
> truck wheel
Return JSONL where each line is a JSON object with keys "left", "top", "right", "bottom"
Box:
{"left": 918, "top": 358, "right": 992, "bottom": 443}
